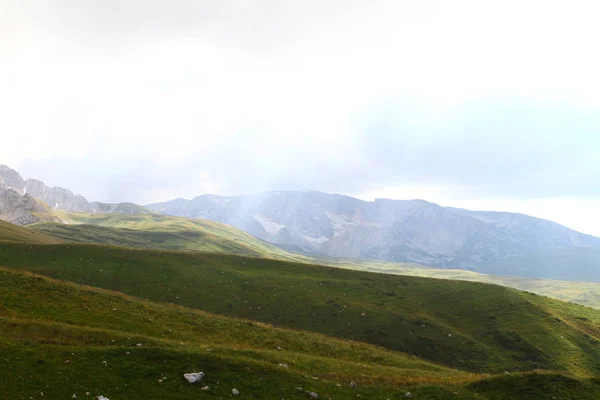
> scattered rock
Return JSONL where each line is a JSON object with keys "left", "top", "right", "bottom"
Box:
{"left": 278, "top": 363, "right": 289, "bottom": 368}
{"left": 276, "top": 346, "right": 283, "bottom": 350}
{"left": 72, "top": 395, "right": 77, "bottom": 399}
{"left": 295, "top": 387, "right": 304, "bottom": 391}
{"left": 183, "top": 372, "right": 205, "bottom": 384}
{"left": 232, "top": 388, "right": 240, "bottom": 396}
{"left": 448, "top": 333, "right": 452, "bottom": 338}
{"left": 201, "top": 386, "right": 209, "bottom": 391}
{"left": 97, "top": 396, "right": 109, "bottom": 400}
{"left": 136, "top": 343, "right": 143, "bottom": 347}
{"left": 349, "top": 381, "right": 357, "bottom": 389}
{"left": 307, "top": 391, "right": 319, "bottom": 399}
{"left": 405, "top": 393, "right": 413, "bottom": 398}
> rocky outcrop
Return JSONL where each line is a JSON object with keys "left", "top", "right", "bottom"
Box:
{"left": 0, "top": 165, "right": 154, "bottom": 216}
{"left": 25, "top": 178, "right": 90, "bottom": 212}
{"left": 0, "top": 185, "right": 48, "bottom": 225}
{"left": 0, "top": 165, "right": 25, "bottom": 193}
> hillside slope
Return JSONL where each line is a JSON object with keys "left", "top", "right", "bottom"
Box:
{"left": 0, "top": 219, "right": 61, "bottom": 243}
{"left": 146, "top": 191, "right": 600, "bottom": 280}
{"left": 0, "top": 267, "right": 483, "bottom": 399}
{"left": 6, "top": 266, "right": 600, "bottom": 399}
{"left": 27, "top": 215, "right": 600, "bottom": 309}
{"left": 3, "top": 242, "right": 600, "bottom": 377}
{"left": 30, "top": 213, "right": 307, "bottom": 261}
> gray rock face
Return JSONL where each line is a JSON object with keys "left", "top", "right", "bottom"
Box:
{"left": 0, "top": 185, "right": 48, "bottom": 225}
{"left": 0, "top": 165, "right": 26, "bottom": 193}
{"left": 25, "top": 178, "right": 90, "bottom": 212}
{"left": 147, "top": 191, "right": 600, "bottom": 279}
{"left": 0, "top": 165, "right": 153, "bottom": 216}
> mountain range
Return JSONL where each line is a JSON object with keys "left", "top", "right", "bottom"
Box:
{"left": 3, "top": 164, "right": 600, "bottom": 280}
{"left": 0, "top": 165, "right": 151, "bottom": 224}
{"left": 147, "top": 191, "right": 600, "bottom": 279}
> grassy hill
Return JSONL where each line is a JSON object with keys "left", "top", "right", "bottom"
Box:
{"left": 4, "top": 266, "right": 600, "bottom": 399}
{"left": 0, "top": 219, "right": 61, "bottom": 244}
{"left": 30, "top": 213, "right": 307, "bottom": 261}
{"left": 0, "top": 267, "right": 478, "bottom": 399}
{"left": 27, "top": 215, "right": 600, "bottom": 309}
{"left": 337, "top": 259, "right": 600, "bottom": 310}
{"left": 3, "top": 241, "right": 600, "bottom": 378}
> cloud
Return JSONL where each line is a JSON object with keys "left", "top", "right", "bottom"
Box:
{"left": 1, "top": 0, "right": 600, "bottom": 206}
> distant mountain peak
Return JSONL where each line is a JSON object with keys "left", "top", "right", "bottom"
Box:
{"left": 0, "top": 165, "right": 155, "bottom": 224}
{"left": 146, "top": 190, "right": 600, "bottom": 276}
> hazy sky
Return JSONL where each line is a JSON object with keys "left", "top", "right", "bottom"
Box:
{"left": 2, "top": 1, "right": 600, "bottom": 235}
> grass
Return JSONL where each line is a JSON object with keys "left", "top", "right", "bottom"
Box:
{"left": 3, "top": 241, "right": 600, "bottom": 378}
{"left": 0, "top": 267, "right": 482, "bottom": 399}
{"left": 5, "top": 266, "right": 600, "bottom": 399}
{"left": 0, "top": 219, "right": 61, "bottom": 244}
{"left": 28, "top": 214, "right": 600, "bottom": 310}
{"left": 337, "top": 259, "right": 600, "bottom": 310}
{"left": 30, "top": 213, "right": 307, "bottom": 261}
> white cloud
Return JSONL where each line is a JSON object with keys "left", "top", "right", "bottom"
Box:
{"left": 1, "top": 0, "right": 600, "bottom": 233}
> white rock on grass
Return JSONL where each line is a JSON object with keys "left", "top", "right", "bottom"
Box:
{"left": 278, "top": 363, "right": 289, "bottom": 368}
{"left": 97, "top": 396, "right": 110, "bottom": 400}
{"left": 232, "top": 388, "right": 240, "bottom": 395}
{"left": 183, "top": 372, "right": 205, "bottom": 384}
{"left": 307, "top": 392, "right": 319, "bottom": 399}
{"left": 405, "top": 392, "right": 413, "bottom": 398}
{"left": 349, "top": 381, "right": 357, "bottom": 389}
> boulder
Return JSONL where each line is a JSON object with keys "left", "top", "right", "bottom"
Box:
{"left": 183, "top": 372, "right": 205, "bottom": 384}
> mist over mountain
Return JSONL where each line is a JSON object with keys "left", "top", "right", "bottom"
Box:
{"left": 147, "top": 190, "right": 600, "bottom": 279}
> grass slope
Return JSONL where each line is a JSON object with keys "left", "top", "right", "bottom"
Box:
{"left": 0, "top": 219, "right": 61, "bottom": 244}
{"left": 31, "top": 213, "right": 306, "bottom": 261}
{"left": 337, "top": 260, "right": 600, "bottom": 310}
{"left": 0, "top": 267, "right": 479, "bottom": 399}
{"left": 5, "top": 267, "right": 600, "bottom": 400}
{"left": 3, "top": 242, "right": 600, "bottom": 378}
{"left": 29, "top": 215, "right": 600, "bottom": 309}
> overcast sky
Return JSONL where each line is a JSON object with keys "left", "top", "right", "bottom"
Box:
{"left": 1, "top": 0, "right": 600, "bottom": 235}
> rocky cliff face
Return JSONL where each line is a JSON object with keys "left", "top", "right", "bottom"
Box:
{"left": 0, "top": 165, "right": 153, "bottom": 220}
{"left": 147, "top": 191, "right": 600, "bottom": 273}
{"left": 0, "top": 183, "right": 50, "bottom": 225}
{"left": 24, "top": 179, "right": 90, "bottom": 212}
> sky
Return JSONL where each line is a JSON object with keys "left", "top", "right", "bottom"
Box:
{"left": 1, "top": 0, "right": 600, "bottom": 235}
